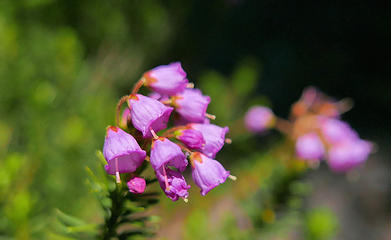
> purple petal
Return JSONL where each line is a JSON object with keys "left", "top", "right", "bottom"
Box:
{"left": 156, "top": 167, "right": 190, "bottom": 201}
{"left": 191, "top": 124, "right": 229, "bottom": 158}
{"left": 103, "top": 126, "right": 146, "bottom": 174}
{"left": 127, "top": 177, "right": 146, "bottom": 194}
{"left": 144, "top": 62, "right": 188, "bottom": 96}
{"left": 173, "top": 89, "right": 211, "bottom": 123}
{"left": 150, "top": 137, "right": 188, "bottom": 171}
{"left": 191, "top": 153, "right": 230, "bottom": 196}
{"left": 176, "top": 128, "right": 205, "bottom": 150}
{"left": 128, "top": 94, "right": 173, "bottom": 138}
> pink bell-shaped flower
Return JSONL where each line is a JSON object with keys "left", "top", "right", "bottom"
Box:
{"left": 103, "top": 126, "right": 146, "bottom": 176}
{"left": 150, "top": 137, "right": 188, "bottom": 172}
{"left": 190, "top": 152, "right": 230, "bottom": 196}
{"left": 172, "top": 89, "right": 211, "bottom": 123}
{"left": 143, "top": 62, "right": 188, "bottom": 96}
{"left": 191, "top": 123, "right": 229, "bottom": 158}
{"left": 175, "top": 128, "right": 205, "bottom": 150}
{"left": 127, "top": 94, "right": 173, "bottom": 138}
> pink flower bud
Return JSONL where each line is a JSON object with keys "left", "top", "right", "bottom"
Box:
{"left": 244, "top": 106, "right": 275, "bottom": 133}
{"left": 127, "top": 177, "right": 146, "bottom": 194}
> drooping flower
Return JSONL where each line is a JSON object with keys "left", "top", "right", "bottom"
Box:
{"left": 319, "top": 117, "right": 358, "bottom": 144}
{"left": 103, "top": 126, "right": 146, "bottom": 175}
{"left": 327, "top": 138, "right": 372, "bottom": 172}
{"left": 156, "top": 167, "right": 190, "bottom": 201}
{"left": 172, "top": 89, "right": 211, "bottom": 123}
{"left": 127, "top": 94, "right": 173, "bottom": 138}
{"left": 191, "top": 123, "right": 229, "bottom": 158}
{"left": 295, "top": 132, "right": 325, "bottom": 161}
{"left": 174, "top": 128, "right": 205, "bottom": 150}
{"left": 143, "top": 62, "right": 188, "bottom": 96}
{"left": 190, "top": 152, "right": 230, "bottom": 196}
{"left": 244, "top": 106, "right": 275, "bottom": 133}
{"left": 150, "top": 137, "right": 188, "bottom": 172}
{"left": 127, "top": 177, "right": 146, "bottom": 194}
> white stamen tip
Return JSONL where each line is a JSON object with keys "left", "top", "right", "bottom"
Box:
{"left": 115, "top": 158, "right": 121, "bottom": 183}
{"left": 225, "top": 138, "right": 232, "bottom": 144}
{"left": 228, "top": 175, "right": 237, "bottom": 181}
{"left": 205, "top": 113, "right": 216, "bottom": 120}
{"left": 187, "top": 83, "right": 194, "bottom": 88}
{"left": 183, "top": 198, "right": 189, "bottom": 203}
{"left": 116, "top": 171, "right": 121, "bottom": 183}
{"left": 150, "top": 128, "right": 159, "bottom": 139}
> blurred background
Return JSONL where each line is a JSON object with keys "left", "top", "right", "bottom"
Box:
{"left": 0, "top": 1, "right": 390, "bottom": 239}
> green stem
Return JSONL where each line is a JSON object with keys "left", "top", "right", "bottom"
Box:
{"left": 102, "top": 184, "right": 125, "bottom": 239}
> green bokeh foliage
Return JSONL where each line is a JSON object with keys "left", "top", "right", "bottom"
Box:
{"left": 0, "top": 1, "right": 340, "bottom": 239}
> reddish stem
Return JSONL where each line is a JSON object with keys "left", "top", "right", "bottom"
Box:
{"left": 162, "top": 126, "right": 187, "bottom": 136}
{"left": 176, "top": 141, "right": 192, "bottom": 153}
{"left": 164, "top": 134, "right": 175, "bottom": 139}
{"left": 131, "top": 78, "right": 146, "bottom": 95}
{"left": 115, "top": 95, "right": 130, "bottom": 127}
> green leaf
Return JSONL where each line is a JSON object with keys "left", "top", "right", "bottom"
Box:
{"left": 65, "top": 224, "right": 98, "bottom": 234}
{"left": 55, "top": 209, "right": 86, "bottom": 227}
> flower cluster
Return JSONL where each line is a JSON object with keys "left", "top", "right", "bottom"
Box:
{"left": 103, "top": 62, "right": 234, "bottom": 201}
{"left": 245, "top": 86, "right": 372, "bottom": 172}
